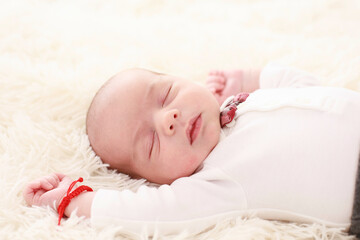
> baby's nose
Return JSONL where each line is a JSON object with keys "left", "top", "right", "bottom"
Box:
{"left": 161, "top": 109, "right": 180, "bottom": 136}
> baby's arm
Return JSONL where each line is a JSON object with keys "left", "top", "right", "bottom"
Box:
{"left": 24, "top": 170, "right": 246, "bottom": 235}
{"left": 23, "top": 173, "right": 95, "bottom": 218}
{"left": 206, "top": 69, "right": 261, "bottom": 105}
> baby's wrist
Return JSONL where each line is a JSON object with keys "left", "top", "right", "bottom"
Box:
{"left": 55, "top": 192, "right": 67, "bottom": 211}
{"left": 57, "top": 178, "right": 94, "bottom": 224}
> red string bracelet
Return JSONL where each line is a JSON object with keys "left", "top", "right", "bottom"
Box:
{"left": 57, "top": 177, "right": 93, "bottom": 225}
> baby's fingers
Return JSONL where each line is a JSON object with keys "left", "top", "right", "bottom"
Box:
{"left": 40, "top": 173, "right": 65, "bottom": 190}
{"left": 32, "top": 189, "right": 46, "bottom": 206}
{"left": 40, "top": 178, "right": 55, "bottom": 190}
{"left": 206, "top": 82, "right": 224, "bottom": 93}
{"left": 23, "top": 181, "right": 40, "bottom": 205}
{"left": 47, "top": 174, "right": 61, "bottom": 187}
{"left": 206, "top": 75, "right": 225, "bottom": 85}
{"left": 54, "top": 173, "right": 66, "bottom": 181}
{"left": 23, "top": 178, "right": 48, "bottom": 205}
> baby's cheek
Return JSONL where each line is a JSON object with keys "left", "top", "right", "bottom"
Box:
{"left": 184, "top": 154, "right": 203, "bottom": 173}
{"left": 170, "top": 154, "right": 202, "bottom": 179}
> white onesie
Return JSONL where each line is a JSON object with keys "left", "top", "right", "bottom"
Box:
{"left": 91, "top": 64, "right": 360, "bottom": 235}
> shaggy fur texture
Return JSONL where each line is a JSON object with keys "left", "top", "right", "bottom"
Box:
{"left": 0, "top": 0, "right": 359, "bottom": 239}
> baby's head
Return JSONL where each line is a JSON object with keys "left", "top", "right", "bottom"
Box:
{"left": 86, "top": 69, "right": 221, "bottom": 184}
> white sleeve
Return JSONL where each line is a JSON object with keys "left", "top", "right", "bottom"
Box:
{"left": 91, "top": 166, "right": 246, "bottom": 235}
{"left": 259, "top": 63, "right": 321, "bottom": 89}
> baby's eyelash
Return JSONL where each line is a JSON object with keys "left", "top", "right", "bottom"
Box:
{"left": 162, "top": 84, "right": 172, "bottom": 107}
{"left": 148, "top": 131, "right": 155, "bottom": 159}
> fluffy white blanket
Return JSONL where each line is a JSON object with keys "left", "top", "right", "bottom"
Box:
{"left": 0, "top": 0, "right": 359, "bottom": 239}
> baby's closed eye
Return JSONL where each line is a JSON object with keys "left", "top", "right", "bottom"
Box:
{"left": 161, "top": 83, "right": 173, "bottom": 107}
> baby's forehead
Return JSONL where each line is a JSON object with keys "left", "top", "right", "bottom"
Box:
{"left": 120, "top": 69, "right": 169, "bottom": 94}
{"left": 106, "top": 69, "right": 156, "bottom": 96}
{"left": 104, "top": 69, "right": 164, "bottom": 110}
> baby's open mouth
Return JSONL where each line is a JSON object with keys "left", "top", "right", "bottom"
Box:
{"left": 186, "top": 114, "right": 202, "bottom": 145}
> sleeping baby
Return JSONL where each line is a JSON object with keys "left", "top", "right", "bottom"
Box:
{"left": 23, "top": 63, "right": 360, "bottom": 237}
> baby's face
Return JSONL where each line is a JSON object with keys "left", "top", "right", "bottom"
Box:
{"left": 88, "top": 69, "right": 221, "bottom": 184}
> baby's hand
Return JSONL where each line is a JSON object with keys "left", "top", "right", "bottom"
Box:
{"left": 206, "top": 70, "right": 244, "bottom": 105}
{"left": 23, "top": 173, "right": 74, "bottom": 210}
